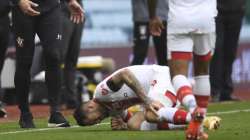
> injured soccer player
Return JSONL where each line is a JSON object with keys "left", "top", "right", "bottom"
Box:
{"left": 111, "top": 109, "right": 221, "bottom": 132}
{"left": 73, "top": 65, "right": 213, "bottom": 139}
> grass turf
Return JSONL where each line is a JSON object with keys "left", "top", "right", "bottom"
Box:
{"left": 0, "top": 101, "right": 250, "bottom": 140}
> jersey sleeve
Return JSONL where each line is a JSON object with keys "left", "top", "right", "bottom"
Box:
{"left": 93, "top": 80, "right": 113, "bottom": 99}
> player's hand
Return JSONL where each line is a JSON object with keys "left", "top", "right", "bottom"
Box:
{"left": 149, "top": 16, "right": 164, "bottom": 36}
{"left": 18, "top": 0, "right": 40, "bottom": 16}
{"left": 111, "top": 116, "right": 128, "bottom": 130}
{"left": 68, "top": 0, "right": 85, "bottom": 24}
{"left": 145, "top": 100, "right": 164, "bottom": 117}
{"left": 151, "top": 100, "right": 164, "bottom": 110}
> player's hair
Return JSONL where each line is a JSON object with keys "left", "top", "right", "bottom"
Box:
{"left": 73, "top": 103, "right": 88, "bottom": 126}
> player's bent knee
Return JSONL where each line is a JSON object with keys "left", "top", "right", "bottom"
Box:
{"left": 127, "top": 112, "right": 145, "bottom": 130}
{"left": 127, "top": 118, "right": 141, "bottom": 130}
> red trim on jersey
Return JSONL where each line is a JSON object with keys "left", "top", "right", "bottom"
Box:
{"left": 171, "top": 52, "right": 192, "bottom": 60}
{"left": 194, "top": 95, "right": 210, "bottom": 108}
{"left": 165, "top": 91, "right": 177, "bottom": 107}
{"left": 173, "top": 109, "right": 188, "bottom": 124}
{"left": 194, "top": 51, "right": 212, "bottom": 61}
{"left": 123, "top": 111, "right": 133, "bottom": 122}
{"left": 177, "top": 86, "right": 193, "bottom": 102}
{"left": 157, "top": 121, "right": 170, "bottom": 130}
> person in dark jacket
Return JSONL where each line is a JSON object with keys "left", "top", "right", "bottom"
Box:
{"left": 210, "top": 0, "right": 247, "bottom": 101}
{"left": 0, "top": 0, "right": 11, "bottom": 118}
{"left": 60, "top": 0, "right": 84, "bottom": 109}
{"left": 11, "top": 0, "right": 84, "bottom": 128}
{"left": 130, "top": 0, "right": 168, "bottom": 66}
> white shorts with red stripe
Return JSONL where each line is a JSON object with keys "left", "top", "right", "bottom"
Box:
{"left": 167, "top": 32, "right": 215, "bottom": 60}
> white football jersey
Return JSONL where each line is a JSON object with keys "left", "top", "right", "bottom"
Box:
{"left": 168, "top": 0, "right": 217, "bottom": 34}
{"left": 94, "top": 65, "right": 175, "bottom": 113}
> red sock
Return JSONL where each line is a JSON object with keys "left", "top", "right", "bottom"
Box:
{"left": 173, "top": 109, "right": 188, "bottom": 125}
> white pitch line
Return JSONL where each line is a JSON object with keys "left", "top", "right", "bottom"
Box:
{"left": 207, "top": 109, "right": 250, "bottom": 115}
{"left": 0, "top": 109, "right": 250, "bottom": 135}
{"left": 0, "top": 122, "right": 110, "bottom": 135}
{"left": 0, "top": 125, "right": 79, "bottom": 135}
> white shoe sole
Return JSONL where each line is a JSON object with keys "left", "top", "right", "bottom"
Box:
{"left": 48, "top": 123, "right": 68, "bottom": 128}
{"left": 0, "top": 109, "right": 7, "bottom": 118}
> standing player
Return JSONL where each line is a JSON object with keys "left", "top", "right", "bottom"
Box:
{"left": 74, "top": 65, "right": 206, "bottom": 139}
{"left": 148, "top": 0, "right": 217, "bottom": 139}
{"left": 11, "top": 0, "right": 84, "bottom": 128}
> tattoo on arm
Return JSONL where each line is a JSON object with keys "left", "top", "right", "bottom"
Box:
{"left": 109, "top": 69, "right": 151, "bottom": 104}
{"left": 106, "top": 78, "right": 121, "bottom": 92}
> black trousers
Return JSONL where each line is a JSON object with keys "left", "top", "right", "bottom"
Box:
{"left": 209, "top": 11, "right": 245, "bottom": 100}
{"left": 12, "top": 5, "right": 62, "bottom": 114}
{"left": 60, "top": 7, "right": 84, "bottom": 107}
{"left": 0, "top": 15, "right": 9, "bottom": 74}
{"left": 131, "top": 21, "right": 167, "bottom": 66}
{"left": 0, "top": 15, "right": 10, "bottom": 102}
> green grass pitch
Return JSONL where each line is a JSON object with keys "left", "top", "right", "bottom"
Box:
{"left": 0, "top": 101, "right": 250, "bottom": 140}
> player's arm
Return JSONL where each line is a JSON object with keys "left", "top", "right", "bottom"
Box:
{"left": 107, "top": 69, "right": 151, "bottom": 105}
{"left": 106, "top": 69, "right": 160, "bottom": 116}
{"left": 148, "top": 0, "right": 164, "bottom": 36}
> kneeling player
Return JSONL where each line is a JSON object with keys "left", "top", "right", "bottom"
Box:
{"left": 74, "top": 65, "right": 205, "bottom": 138}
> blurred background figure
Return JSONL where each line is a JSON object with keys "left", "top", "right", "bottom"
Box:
{"left": 130, "top": 0, "right": 168, "bottom": 66}
{"left": 60, "top": 0, "right": 85, "bottom": 109}
{"left": 210, "top": 0, "right": 247, "bottom": 102}
{"left": 0, "top": 0, "right": 11, "bottom": 118}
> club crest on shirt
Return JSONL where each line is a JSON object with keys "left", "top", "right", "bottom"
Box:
{"left": 101, "top": 84, "right": 109, "bottom": 95}
{"left": 16, "top": 37, "right": 24, "bottom": 48}
{"left": 151, "top": 80, "right": 157, "bottom": 87}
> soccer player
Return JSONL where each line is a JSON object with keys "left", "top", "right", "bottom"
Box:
{"left": 148, "top": 0, "right": 217, "bottom": 139}
{"left": 11, "top": 0, "right": 84, "bottom": 128}
{"left": 74, "top": 65, "right": 205, "bottom": 138}
{"left": 111, "top": 110, "right": 220, "bottom": 132}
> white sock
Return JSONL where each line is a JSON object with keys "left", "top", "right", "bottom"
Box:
{"left": 140, "top": 121, "right": 157, "bottom": 130}
{"left": 193, "top": 75, "right": 211, "bottom": 114}
{"left": 172, "top": 75, "right": 197, "bottom": 112}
